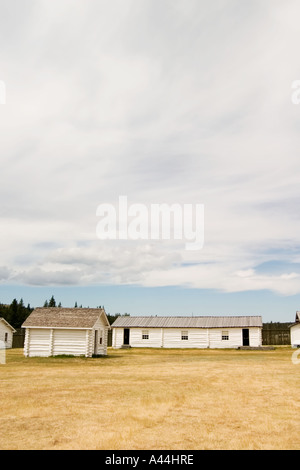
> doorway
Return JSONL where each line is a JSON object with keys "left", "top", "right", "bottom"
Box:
{"left": 242, "top": 329, "right": 249, "bottom": 346}
{"left": 123, "top": 328, "right": 130, "bottom": 345}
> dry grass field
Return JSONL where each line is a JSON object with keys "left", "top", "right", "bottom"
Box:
{"left": 0, "top": 347, "right": 299, "bottom": 450}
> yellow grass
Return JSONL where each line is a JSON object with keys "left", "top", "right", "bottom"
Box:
{"left": 0, "top": 347, "right": 299, "bottom": 450}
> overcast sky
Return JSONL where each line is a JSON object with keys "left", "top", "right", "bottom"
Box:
{"left": 1, "top": 0, "right": 300, "bottom": 319}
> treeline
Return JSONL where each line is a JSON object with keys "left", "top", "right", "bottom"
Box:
{"left": 0, "top": 299, "right": 33, "bottom": 329}
{"left": 0, "top": 296, "right": 130, "bottom": 329}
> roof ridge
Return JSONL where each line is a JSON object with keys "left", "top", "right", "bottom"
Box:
{"left": 0, "top": 317, "right": 16, "bottom": 332}
{"left": 34, "top": 307, "right": 105, "bottom": 312}
{"left": 111, "top": 315, "right": 263, "bottom": 328}
{"left": 22, "top": 307, "right": 109, "bottom": 329}
{"left": 130, "top": 314, "right": 261, "bottom": 318}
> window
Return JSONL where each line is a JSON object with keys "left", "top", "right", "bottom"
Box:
{"left": 4, "top": 333, "right": 8, "bottom": 342}
{"left": 222, "top": 331, "right": 229, "bottom": 341}
{"left": 142, "top": 330, "right": 149, "bottom": 340}
{"left": 99, "top": 330, "right": 103, "bottom": 345}
{"left": 181, "top": 331, "right": 188, "bottom": 340}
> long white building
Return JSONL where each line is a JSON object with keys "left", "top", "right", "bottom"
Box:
{"left": 290, "top": 311, "right": 300, "bottom": 347}
{"left": 112, "top": 315, "right": 263, "bottom": 349}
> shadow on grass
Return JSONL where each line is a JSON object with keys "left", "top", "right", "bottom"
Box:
{"left": 6, "top": 349, "right": 125, "bottom": 365}
{"left": 38, "top": 353, "right": 124, "bottom": 361}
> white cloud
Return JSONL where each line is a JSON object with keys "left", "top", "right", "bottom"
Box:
{"left": 1, "top": 0, "right": 300, "bottom": 295}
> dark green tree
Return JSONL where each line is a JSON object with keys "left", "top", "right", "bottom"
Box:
{"left": 3, "top": 298, "right": 33, "bottom": 329}
{"left": 48, "top": 296, "right": 56, "bottom": 307}
{"left": 9, "top": 298, "right": 19, "bottom": 326}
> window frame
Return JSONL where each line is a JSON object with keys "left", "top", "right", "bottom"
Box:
{"left": 222, "top": 331, "right": 229, "bottom": 341}
{"left": 142, "top": 330, "right": 149, "bottom": 340}
{"left": 181, "top": 330, "right": 189, "bottom": 341}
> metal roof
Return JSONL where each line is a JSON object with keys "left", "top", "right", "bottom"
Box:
{"left": 22, "top": 308, "right": 110, "bottom": 329}
{"left": 111, "top": 315, "right": 263, "bottom": 329}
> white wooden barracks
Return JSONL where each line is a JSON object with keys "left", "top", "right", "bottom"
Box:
{"left": 22, "top": 307, "right": 110, "bottom": 357}
{"left": 112, "top": 315, "right": 263, "bottom": 349}
{"left": 290, "top": 311, "right": 300, "bottom": 348}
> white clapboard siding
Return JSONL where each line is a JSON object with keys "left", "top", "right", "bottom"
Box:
{"left": 291, "top": 324, "right": 300, "bottom": 347}
{"left": 52, "top": 329, "right": 87, "bottom": 356}
{"left": 91, "top": 317, "right": 109, "bottom": 355}
{"left": 27, "top": 328, "right": 51, "bottom": 357}
{"left": 163, "top": 328, "right": 209, "bottom": 348}
{"left": 130, "top": 328, "right": 162, "bottom": 348}
{"left": 209, "top": 327, "right": 262, "bottom": 348}
{"left": 0, "top": 322, "right": 14, "bottom": 349}
{"left": 103, "top": 326, "right": 108, "bottom": 352}
{"left": 209, "top": 328, "right": 242, "bottom": 348}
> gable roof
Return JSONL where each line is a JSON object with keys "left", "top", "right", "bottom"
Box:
{"left": 290, "top": 311, "right": 300, "bottom": 328}
{"left": 22, "top": 307, "right": 110, "bottom": 329}
{"left": 0, "top": 318, "right": 16, "bottom": 333}
{"left": 111, "top": 315, "right": 263, "bottom": 329}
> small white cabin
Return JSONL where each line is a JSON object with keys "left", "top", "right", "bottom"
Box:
{"left": 0, "top": 318, "right": 16, "bottom": 349}
{"left": 22, "top": 307, "right": 110, "bottom": 357}
{"left": 290, "top": 311, "right": 300, "bottom": 348}
{"left": 111, "top": 315, "right": 263, "bottom": 349}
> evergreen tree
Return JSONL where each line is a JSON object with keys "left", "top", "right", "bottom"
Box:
{"left": 6, "top": 298, "right": 33, "bottom": 329}
{"left": 48, "top": 296, "right": 56, "bottom": 307}
{"left": 9, "top": 298, "right": 19, "bottom": 326}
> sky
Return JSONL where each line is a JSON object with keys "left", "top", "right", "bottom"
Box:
{"left": 1, "top": 0, "right": 300, "bottom": 322}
